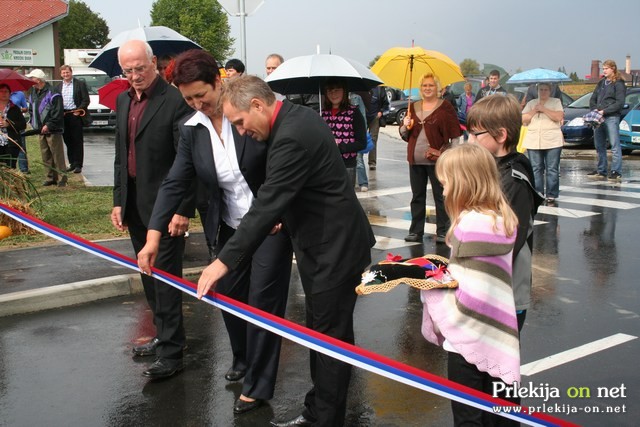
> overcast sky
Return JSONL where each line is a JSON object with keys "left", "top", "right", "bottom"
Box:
{"left": 82, "top": 0, "right": 640, "bottom": 79}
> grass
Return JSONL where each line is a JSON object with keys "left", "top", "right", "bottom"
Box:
{"left": 0, "top": 136, "right": 201, "bottom": 248}
{"left": 562, "top": 83, "right": 596, "bottom": 98}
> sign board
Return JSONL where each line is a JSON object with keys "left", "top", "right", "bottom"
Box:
{"left": 0, "top": 48, "right": 34, "bottom": 65}
{"left": 218, "top": 0, "right": 264, "bottom": 16}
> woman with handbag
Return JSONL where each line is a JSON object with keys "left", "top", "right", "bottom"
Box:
{"left": 399, "top": 73, "right": 461, "bottom": 243}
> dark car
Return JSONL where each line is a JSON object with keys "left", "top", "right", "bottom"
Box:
{"left": 562, "top": 87, "right": 640, "bottom": 146}
{"left": 384, "top": 93, "right": 419, "bottom": 125}
{"left": 513, "top": 87, "right": 574, "bottom": 108}
{"left": 619, "top": 94, "right": 640, "bottom": 153}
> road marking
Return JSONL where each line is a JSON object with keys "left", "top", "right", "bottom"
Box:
{"left": 373, "top": 236, "right": 420, "bottom": 250}
{"left": 357, "top": 186, "right": 411, "bottom": 198}
{"left": 552, "top": 195, "right": 639, "bottom": 209}
{"left": 537, "top": 205, "right": 598, "bottom": 218}
{"left": 521, "top": 333, "right": 637, "bottom": 376}
{"left": 561, "top": 185, "right": 640, "bottom": 200}
{"left": 368, "top": 215, "right": 436, "bottom": 233}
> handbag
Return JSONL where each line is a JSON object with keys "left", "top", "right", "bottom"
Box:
{"left": 359, "top": 132, "right": 375, "bottom": 154}
{"left": 425, "top": 146, "right": 442, "bottom": 161}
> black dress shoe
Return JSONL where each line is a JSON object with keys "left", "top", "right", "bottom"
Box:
{"left": 270, "top": 415, "right": 313, "bottom": 426}
{"left": 142, "top": 358, "right": 183, "bottom": 379}
{"left": 57, "top": 175, "right": 68, "bottom": 187}
{"left": 233, "top": 398, "right": 264, "bottom": 414}
{"left": 132, "top": 337, "right": 160, "bottom": 357}
{"left": 73, "top": 167, "right": 82, "bottom": 174}
{"left": 404, "top": 233, "right": 423, "bottom": 242}
{"left": 225, "top": 366, "right": 246, "bottom": 381}
{"left": 66, "top": 165, "right": 75, "bottom": 172}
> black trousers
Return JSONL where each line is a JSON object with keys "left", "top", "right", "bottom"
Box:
{"left": 125, "top": 184, "right": 185, "bottom": 360}
{"left": 448, "top": 352, "right": 520, "bottom": 427}
{"left": 301, "top": 274, "right": 359, "bottom": 427}
{"left": 408, "top": 163, "right": 450, "bottom": 236}
{"left": 216, "top": 222, "right": 293, "bottom": 400}
{"left": 63, "top": 113, "right": 84, "bottom": 168}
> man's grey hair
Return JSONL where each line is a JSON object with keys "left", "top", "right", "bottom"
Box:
{"left": 265, "top": 53, "right": 284, "bottom": 64}
{"left": 117, "top": 40, "right": 154, "bottom": 62}
{"left": 220, "top": 75, "right": 276, "bottom": 111}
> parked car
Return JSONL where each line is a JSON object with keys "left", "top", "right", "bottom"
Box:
{"left": 449, "top": 77, "right": 486, "bottom": 100}
{"left": 513, "top": 87, "right": 574, "bottom": 108}
{"left": 384, "top": 94, "right": 419, "bottom": 125}
{"left": 619, "top": 95, "right": 640, "bottom": 153}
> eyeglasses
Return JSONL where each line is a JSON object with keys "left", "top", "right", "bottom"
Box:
{"left": 121, "top": 65, "right": 149, "bottom": 76}
{"left": 470, "top": 130, "right": 489, "bottom": 137}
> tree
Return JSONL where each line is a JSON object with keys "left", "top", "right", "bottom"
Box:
{"left": 570, "top": 71, "right": 580, "bottom": 82}
{"left": 459, "top": 58, "right": 481, "bottom": 76}
{"left": 369, "top": 55, "right": 381, "bottom": 68}
{"left": 151, "top": 0, "right": 234, "bottom": 62}
{"left": 58, "top": 0, "right": 110, "bottom": 59}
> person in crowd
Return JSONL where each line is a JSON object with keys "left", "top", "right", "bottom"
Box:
{"left": 364, "top": 85, "right": 389, "bottom": 171}
{"left": 110, "top": 39, "right": 194, "bottom": 380}
{"left": 467, "top": 95, "right": 543, "bottom": 334}
{"left": 197, "top": 75, "right": 375, "bottom": 427}
{"left": 137, "top": 49, "right": 293, "bottom": 415}
{"left": 350, "top": 92, "right": 370, "bottom": 191}
{"left": 588, "top": 59, "right": 626, "bottom": 182}
{"left": 9, "top": 89, "right": 29, "bottom": 173}
{"left": 26, "top": 69, "right": 67, "bottom": 187}
{"left": 265, "top": 53, "right": 284, "bottom": 76}
{"left": 441, "top": 84, "right": 457, "bottom": 110}
{"left": 475, "top": 69, "right": 507, "bottom": 102}
{"left": 521, "top": 82, "right": 564, "bottom": 204}
{"left": 521, "top": 82, "right": 562, "bottom": 107}
{"left": 431, "top": 143, "right": 520, "bottom": 426}
{"left": 321, "top": 78, "right": 367, "bottom": 188}
{"left": 156, "top": 54, "right": 174, "bottom": 82}
{"left": 225, "top": 58, "right": 245, "bottom": 79}
{"left": 399, "top": 73, "right": 461, "bottom": 244}
{"left": 456, "top": 82, "right": 476, "bottom": 134}
{"left": 0, "top": 84, "right": 27, "bottom": 168}
{"left": 55, "top": 65, "right": 90, "bottom": 174}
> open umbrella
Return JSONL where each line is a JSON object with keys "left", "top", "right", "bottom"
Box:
{"left": 507, "top": 68, "right": 571, "bottom": 84}
{"left": 89, "top": 26, "right": 203, "bottom": 77}
{"left": 265, "top": 54, "right": 383, "bottom": 95}
{"left": 0, "top": 69, "right": 36, "bottom": 92}
{"left": 98, "top": 78, "right": 130, "bottom": 111}
{"left": 371, "top": 46, "right": 463, "bottom": 129}
{"left": 371, "top": 46, "right": 464, "bottom": 91}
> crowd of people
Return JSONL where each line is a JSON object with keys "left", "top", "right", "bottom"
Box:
{"left": 5, "top": 48, "right": 629, "bottom": 426}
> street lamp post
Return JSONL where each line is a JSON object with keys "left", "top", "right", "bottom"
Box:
{"left": 218, "top": 0, "right": 264, "bottom": 71}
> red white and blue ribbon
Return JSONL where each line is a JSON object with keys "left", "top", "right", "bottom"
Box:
{"left": 0, "top": 202, "right": 576, "bottom": 427}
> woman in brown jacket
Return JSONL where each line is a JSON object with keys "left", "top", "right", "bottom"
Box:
{"left": 399, "top": 73, "right": 461, "bottom": 243}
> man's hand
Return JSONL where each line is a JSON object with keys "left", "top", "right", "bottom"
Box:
{"left": 269, "top": 222, "right": 283, "bottom": 235}
{"left": 168, "top": 214, "right": 189, "bottom": 237}
{"left": 197, "top": 258, "right": 229, "bottom": 299}
{"left": 137, "top": 230, "right": 162, "bottom": 275}
{"left": 40, "top": 124, "right": 49, "bottom": 134}
{"left": 110, "top": 207, "right": 127, "bottom": 231}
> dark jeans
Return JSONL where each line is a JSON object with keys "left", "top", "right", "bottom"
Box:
{"left": 17, "top": 134, "right": 28, "bottom": 172}
{"left": 408, "top": 163, "right": 449, "bottom": 236}
{"left": 63, "top": 114, "right": 84, "bottom": 168}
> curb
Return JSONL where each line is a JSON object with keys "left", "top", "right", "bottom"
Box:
{"left": 0, "top": 266, "right": 206, "bottom": 317}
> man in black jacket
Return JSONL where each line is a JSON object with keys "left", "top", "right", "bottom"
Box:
{"left": 26, "top": 69, "right": 67, "bottom": 187}
{"left": 55, "top": 65, "right": 90, "bottom": 174}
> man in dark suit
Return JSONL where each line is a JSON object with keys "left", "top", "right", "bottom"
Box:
{"left": 137, "top": 49, "right": 293, "bottom": 415}
{"left": 55, "top": 65, "right": 90, "bottom": 174}
{"left": 110, "top": 39, "right": 194, "bottom": 379}
{"left": 198, "top": 75, "right": 375, "bottom": 427}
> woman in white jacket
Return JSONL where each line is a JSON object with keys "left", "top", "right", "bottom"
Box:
{"left": 522, "top": 83, "right": 564, "bottom": 204}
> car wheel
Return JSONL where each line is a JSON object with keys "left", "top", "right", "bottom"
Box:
{"left": 622, "top": 149, "right": 633, "bottom": 155}
{"left": 396, "top": 109, "right": 407, "bottom": 125}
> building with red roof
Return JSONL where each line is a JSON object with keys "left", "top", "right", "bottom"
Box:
{"left": 0, "top": 0, "right": 69, "bottom": 79}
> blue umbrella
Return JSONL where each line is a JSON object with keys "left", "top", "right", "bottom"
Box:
{"left": 507, "top": 68, "right": 571, "bottom": 84}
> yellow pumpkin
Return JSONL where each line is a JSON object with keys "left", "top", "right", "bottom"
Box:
{"left": 0, "top": 225, "right": 12, "bottom": 240}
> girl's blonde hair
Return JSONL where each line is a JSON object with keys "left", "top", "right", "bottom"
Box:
{"left": 435, "top": 144, "right": 518, "bottom": 241}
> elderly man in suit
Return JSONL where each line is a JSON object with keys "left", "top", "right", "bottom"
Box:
{"left": 110, "top": 39, "right": 193, "bottom": 379}
{"left": 55, "top": 65, "right": 90, "bottom": 174}
{"left": 197, "top": 75, "right": 375, "bottom": 427}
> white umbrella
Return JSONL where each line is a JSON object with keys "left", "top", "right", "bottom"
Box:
{"left": 89, "top": 26, "right": 203, "bottom": 77}
{"left": 265, "top": 54, "right": 382, "bottom": 95}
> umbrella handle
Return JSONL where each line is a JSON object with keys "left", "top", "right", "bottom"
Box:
{"left": 64, "top": 109, "right": 86, "bottom": 117}
{"left": 406, "top": 98, "right": 414, "bottom": 130}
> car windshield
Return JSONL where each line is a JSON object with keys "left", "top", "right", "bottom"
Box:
{"left": 567, "top": 92, "right": 591, "bottom": 109}
{"left": 76, "top": 74, "right": 112, "bottom": 95}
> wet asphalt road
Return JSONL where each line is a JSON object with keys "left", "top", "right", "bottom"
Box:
{"left": 1, "top": 128, "right": 640, "bottom": 426}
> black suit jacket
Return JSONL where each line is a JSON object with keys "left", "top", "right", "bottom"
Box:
{"left": 55, "top": 77, "right": 91, "bottom": 124}
{"left": 218, "top": 101, "right": 375, "bottom": 293}
{"left": 113, "top": 77, "right": 195, "bottom": 225}
{"left": 148, "top": 113, "right": 267, "bottom": 245}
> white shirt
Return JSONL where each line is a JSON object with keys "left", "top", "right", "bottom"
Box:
{"left": 185, "top": 111, "right": 254, "bottom": 229}
{"left": 61, "top": 80, "right": 76, "bottom": 110}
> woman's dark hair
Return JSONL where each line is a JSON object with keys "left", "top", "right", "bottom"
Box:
{"left": 225, "top": 58, "right": 245, "bottom": 74}
{"left": 172, "top": 49, "right": 221, "bottom": 88}
{"left": 0, "top": 83, "right": 11, "bottom": 92}
{"left": 322, "top": 77, "right": 349, "bottom": 111}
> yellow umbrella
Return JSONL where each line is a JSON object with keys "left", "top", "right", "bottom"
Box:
{"left": 371, "top": 46, "right": 464, "bottom": 128}
{"left": 371, "top": 46, "right": 463, "bottom": 90}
